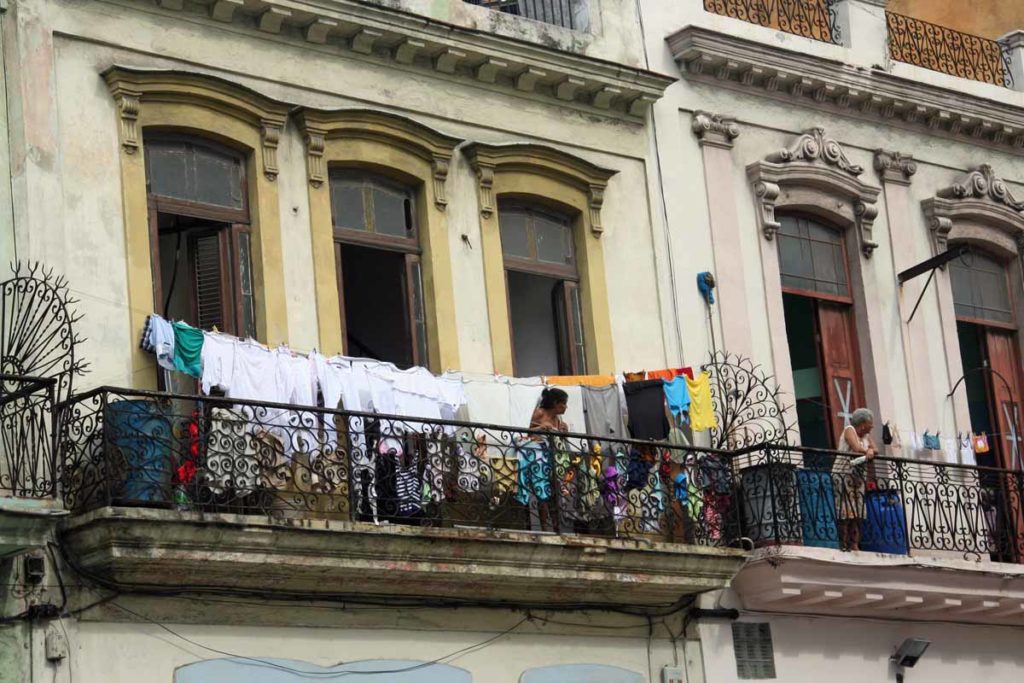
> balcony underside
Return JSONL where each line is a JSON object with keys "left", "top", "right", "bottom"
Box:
{"left": 60, "top": 507, "right": 746, "bottom": 607}
{"left": 733, "top": 545, "right": 1024, "bottom": 626}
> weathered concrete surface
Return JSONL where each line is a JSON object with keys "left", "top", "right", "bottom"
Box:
{"left": 60, "top": 507, "right": 746, "bottom": 606}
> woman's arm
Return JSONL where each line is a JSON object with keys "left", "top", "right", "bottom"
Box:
{"left": 843, "top": 426, "right": 870, "bottom": 455}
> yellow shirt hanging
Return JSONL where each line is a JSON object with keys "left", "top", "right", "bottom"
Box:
{"left": 685, "top": 372, "right": 718, "bottom": 432}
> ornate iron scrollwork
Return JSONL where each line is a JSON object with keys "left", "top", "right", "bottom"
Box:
{"left": 706, "top": 351, "right": 796, "bottom": 450}
{"left": 703, "top": 0, "right": 842, "bottom": 45}
{"left": 887, "top": 12, "right": 1012, "bottom": 88}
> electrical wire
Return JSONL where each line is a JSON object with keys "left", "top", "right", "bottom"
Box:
{"left": 108, "top": 601, "right": 528, "bottom": 678}
{"left": 739, "top": 606, "right": 1024, "bottom": 630}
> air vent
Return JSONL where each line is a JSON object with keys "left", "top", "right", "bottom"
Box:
{"left": 732, "top": 622, "right": 776, "bottom": 679}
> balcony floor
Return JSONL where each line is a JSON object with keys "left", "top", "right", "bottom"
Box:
{"left": 60, "top": 507, "right": 746, "bottom": 607}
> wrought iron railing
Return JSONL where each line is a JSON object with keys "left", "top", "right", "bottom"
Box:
{"left": 464, "top": 0, "right": 587, "bottom": 31}
{"left": 1, "top": 374, "right": 59, "bottom": 498}
{"left": 702, "top": 0, "right": 841, "bottom": 45}
{"left": 58, "top": 387, "right": 741, "bottom": 545}
{"left": 735, "top": 444, "right": 1024, "bottom": 562}
{"left": 886, "top": 12, "right": 1012, "bottom": 87}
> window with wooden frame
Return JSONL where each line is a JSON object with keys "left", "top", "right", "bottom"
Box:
{"left": 330, "top": 169, "right": 427, "bottom": 368}
{"left": 777, "top": 214, "right": 863, "bottom": 449}
{"left": 499, "top": 200, "right": 586, "bottom": 377}
{"left": 145, "top": 134, "right": 256, "bottom": 339}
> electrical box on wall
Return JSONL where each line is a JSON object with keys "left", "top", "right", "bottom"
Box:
{"left": 662, "top": 666, "right": 686, "bottom": 683}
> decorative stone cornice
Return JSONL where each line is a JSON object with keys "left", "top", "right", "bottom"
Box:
{"left": 142, "top": 0, "right": 674, "bottom": 120}
{"left": 748, "top": 129, "right": 881, "bottom": 257}
{"left": 922, "top": 165, "right": 1024, "bottom": 255}
{"left": 873, "top": 150, "right": 918, "bottom": 185}
{"left": 463, "top": 142, "right": 617, "bottom": 236}
{"left": 668, "top": 26, "right": 1024, "bottom": 152}
{"left": 937, "top": 164, "right": 1024, "bottom": 211}
{"left": 295, "top": 109, "right": 463, "bottom": 210}
{"left": 102, "top": 67, "right": 290, "bottom": 181}
{"left": 767, "top": 127, "right": 864, "bottom": 176}
{"left": 691, "top": 111, "right": 740, "bottom": 149}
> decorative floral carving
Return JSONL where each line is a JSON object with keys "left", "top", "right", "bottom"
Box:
{"left": 873, "top": 150, "right": 918, "bottom": 184}
{"left": 691, "top": 111, "right": 740, "bottom": 148}
{"left": 767, "top": 127, "right": 864, "bottom": 176}
{"left": 937, "top": 164, "right": 1024, "bottom": 211}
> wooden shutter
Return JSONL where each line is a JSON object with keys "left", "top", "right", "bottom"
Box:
{"left": 191, "top": 231, "right": 232, "bottom": 334}
{"left": 334, "top": 242, "right": 349, "bottom": 355}
{"left": 554, "top": 281, "right": 586, "bottom": 375}
{"left": 405, "top": 253, "right": 428, "bottom": 368}
{"left": 817, "top": 302, "right": 864, "bottom": 446}
{"left": 985, "top": 330, "right": 1024, "bottom": 471}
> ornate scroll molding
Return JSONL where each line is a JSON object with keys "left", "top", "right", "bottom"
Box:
{"left": 102, "top": 67, "right": 290, "bottom": 181}
{"left": 937, "top": 164, "right": 1024, "bottom": 210}
{"left": 295, "top": 109, "right": 462, "bottom": 210}
{"left": 767, "top": 128, "right": 863, "bottom": 176}
{"left": 463, "top": 142, "right": 618, "bottom": 237}
{"left": 748, "top": 128, "right": 881, "bottom": 257}
{"left": 922, "top": 164, "right": 1024, "bottom": 256}
{"left": 691, "top": 111, "right": 740, "bottom": 149}
{"left": 873, "top": 150, "right": 918, "bottom": 185}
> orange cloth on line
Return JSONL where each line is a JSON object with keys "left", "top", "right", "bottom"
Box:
{"left": 647, "top": 368, "right": 690, "bottom": 381}
{"left": 623, "top": 371, "right": 646, "bottom": 382}
{"left": 545, "top": 374, "right": 616, "bottom": 387}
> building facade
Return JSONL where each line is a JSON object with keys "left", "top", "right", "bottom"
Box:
{"left": 1, "top": 0, "right": 1023, "bottom": 681}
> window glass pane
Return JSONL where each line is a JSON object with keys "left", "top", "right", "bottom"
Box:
{"left": 409, "top": 259, "right": 428, "bottom": 367}
{"left": 330, "top": 179, "right": 367, "bottom": 231}
{"left": 238, "top": 232, "right": 256, "bottom": 339}
{"left": 951, "top": 251, "right": 1013, "bottom": 324}
{"left": 145, "top": 138, "right": 244, "bottom": 210}
{"left": 569, "top": 284, "right": 587, "bottom": 374}
{"left": 499, "top": 210, "right": 532, "bottom": 259}
{"left": 535, "top": 214, "right": 573, "bottom": 265}
{"left": 777, "top": 216, "right": 848, "bottom": 296}
{"left": 372, "top": 185, "right": 411, "bottom": 237}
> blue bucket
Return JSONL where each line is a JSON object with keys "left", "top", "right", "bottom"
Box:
{"left": 104, "top": 399, "right": 173, "bottom": 504}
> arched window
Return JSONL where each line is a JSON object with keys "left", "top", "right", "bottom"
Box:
{"left": 145, "top": 135, "right": 255, "bottom": 343}
{"left": 778, "top": 214, "right": 864, "bottom": 449}
{"left": 950, "top": 250, "right": 1014, "bottom": 326}
{"left": 499, "top": 201, "right": 585, "bottom": 376}
{"left": 330, "top": 169, "right": 426, "bottom": 368}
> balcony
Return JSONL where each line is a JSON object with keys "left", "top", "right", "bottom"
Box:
{"left": 464, "top": 0, "right": 588, "bottom": 31}
{"left": 54, "top": 387, "right": 744, "bottom": 606}
{"left": 886, "top": 11, "right": 1013, "bottom": 87}
{"left": 702, "top": 0, "right": 841, "bottom": 45}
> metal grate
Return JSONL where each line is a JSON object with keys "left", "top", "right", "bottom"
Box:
{"left": 733, "top": 622, "right": 776, "bottom": 679}
{"left": 193, "top": 234, "right": 225, "bottom": 332}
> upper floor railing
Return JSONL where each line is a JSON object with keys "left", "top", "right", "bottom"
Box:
{"left": 702, "top": 0, "right": 841, "bottom": 45}
{"left": 886, "top": 12, "right": 1013, "bottom": 88}
{"left": 464, "top": 0, "right": 589, "bottom": 31}
{"left": 1, "top": 374, "right": 59, "bottom": 499}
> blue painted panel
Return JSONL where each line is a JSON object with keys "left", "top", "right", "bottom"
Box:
{"left": 520, "top": 664, "right": 645, "bottom": 683}
{"left": 175, "top": 658, "right": 472, "bottom": 682}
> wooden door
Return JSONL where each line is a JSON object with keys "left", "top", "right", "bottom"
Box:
{"left": 985, "top": 329, "right": 1024, "bottom": 471}
{"left": 817, "top": 302, "right": 865, "bottom": 447}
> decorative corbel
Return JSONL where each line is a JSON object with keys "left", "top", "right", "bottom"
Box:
{"left": 588, "top": 184, "right": 605, "bottom": 237}
{"left": 111, "top": 87, "right": 142, "bottom": 154}
{"left": 753, "top": 180, "right": 781, "bottom": 240}
{"left": 260, "top": 121, "right": 282, "bottom": 181}
{"left": 303, "top": 127, "right": 327, "bottom": 188}
{"left": 873, "top": 150, "right": 917, "bottom": 185}
{"left": 691, "top": 111, "right": 740, "bottom": 149}
{"left": 476, "top": 163, "right": 495, "bottom": 218}
{"left": 854, "top": 200, "right": 879, "bottom": 258}
{"left": 431, "top": 156, "right": 450, "bottom": 211}
{"left": 928, "top": 215, "right": 953, "bottom": 255}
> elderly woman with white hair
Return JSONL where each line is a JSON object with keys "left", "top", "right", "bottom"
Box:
{"left": 834, "top": 407, "right": 878, "bottom": 551}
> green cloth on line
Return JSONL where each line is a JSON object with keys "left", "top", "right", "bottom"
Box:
{"left": 172, "top": 321, "right": 204, "bottom": 378}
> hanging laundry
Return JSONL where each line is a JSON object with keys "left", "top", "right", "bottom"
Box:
{"left": 922, "top": 431, "right": 941, "bottom": 451}
{"left": 545, "top": 374, "right": 616, "bottom": 387}
{"left": 141, "top": 314, "right": 176, "bottom": 372}
{"left": 508, "top": 378, "right": 545, "bottom": 429}
{"left": 623, "top": 379, "right": 670, "bottom": 441}
{"left": 623, "top": 371, "right": 647, "bottom": 382}
{"left": 973, "top": 432, "right": 990, "bottom": 454}
{"left": 647, "top": 368, "right": 688, "bottom": 381}
{"left": 581, "top": 384, "right": 628, "bottom": 447}
{"left": 200, "top": 332, "right": 236, "bottom": 395}
{"left": 560, "top": 385, "right": 586, "bottom": 434}
{"left": 663, "top": 376, "right": 691, "bottom": 424}
{"left": 171, "top": 321, "right": 204, "bottom": 378}
{"left": 959, "top": 434, "right": 977, "bottom": 466}
{"left": 685, "top": 372, "right": 718, "bottom": 432}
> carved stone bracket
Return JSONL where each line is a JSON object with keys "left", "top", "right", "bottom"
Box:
{"left": 855, "top": 200, "right": 880, "bottom": 258}
{"left": 753, "top": 180, "right": 781, "bottom": 240}
{"left": 111, "top": 87, "right": 142, "bottom": 154}
{"left": 431, "top": 157, "right": 450, "bottom": 211}
{"left": 260, "top": 121, "right": 282, "bottom": 181}
{"left": 475, "top": 163, "right": 496, "bottom": 218}
{"left": 588, "top": 185, "right": 605, "bottom": 236}
{"left": 303, "top": 128, "right": 327, "bottom": 188}
{"left": 691, "top": 111, "right": 740, "bottom": 149}
{"left": 873, "top": 150, "right": 918, "bottom": 185}
{"left": 767, "top": 127, "right": 864, "bottom": 176}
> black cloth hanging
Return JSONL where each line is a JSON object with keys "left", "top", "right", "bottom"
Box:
{"left": 623, "top": 379, "right": 670, "bottom": 441}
